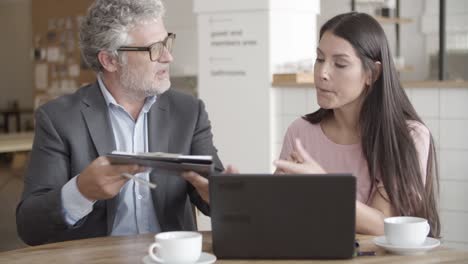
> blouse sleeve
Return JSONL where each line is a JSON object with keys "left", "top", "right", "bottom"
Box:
{"left": 278, "top": 122, "right": 297, "bottom": 160}
{"left": 409, "top": 122, "right": 431, "bottom": 185}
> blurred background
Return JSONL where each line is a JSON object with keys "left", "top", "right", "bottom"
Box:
{"left": 0, "top": 0, "right": 466, "bottom": 252}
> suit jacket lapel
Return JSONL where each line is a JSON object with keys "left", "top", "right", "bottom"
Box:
{"left": 80, "top": 82, "right": 118, "bottom": 235}
{"left": 148, "top": 92, "right": 170, "bottom": 228}
{"left": 81, "top": 82, "right": 116, "bottom": 156}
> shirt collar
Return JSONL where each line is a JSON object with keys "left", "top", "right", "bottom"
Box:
{"left": 97, "top": 75, "right": 157, "bottom": 114}
{"left": 142, "top": 95, "right": 157, "bottom": 114}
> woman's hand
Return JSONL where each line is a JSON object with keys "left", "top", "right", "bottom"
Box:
{"left": 274, "top": 139, "right": 326, "bottom": 174}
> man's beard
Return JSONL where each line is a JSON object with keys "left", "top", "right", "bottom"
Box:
{"left": 119, "top": 64, "right": 171, "bottom": 101}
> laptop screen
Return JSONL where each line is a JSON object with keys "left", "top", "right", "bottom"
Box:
{"left": 209, "top": 174, "right": 356, "bottom": 259}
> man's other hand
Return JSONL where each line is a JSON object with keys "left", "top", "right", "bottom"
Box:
{"left": 182, "top": 165, "right": 239, "bottom": 204}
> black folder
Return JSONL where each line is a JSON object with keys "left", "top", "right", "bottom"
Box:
{"left": 106, "top": 151, "right": 214, "bottom": 175}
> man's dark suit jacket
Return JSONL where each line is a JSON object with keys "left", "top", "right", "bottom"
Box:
{"left": 16, "top": 83, "right": 223, "bottom": 245}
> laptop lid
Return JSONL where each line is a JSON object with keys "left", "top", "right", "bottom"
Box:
{"left": 209, "top": 174, "right": 356, "bottom": 259}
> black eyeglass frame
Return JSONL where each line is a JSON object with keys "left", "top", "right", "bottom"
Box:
{"left": 117, "top": 32, "right": 176, "bottom": 61}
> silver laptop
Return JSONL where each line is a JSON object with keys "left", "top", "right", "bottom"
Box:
{"left": 209, "top": 174, "right": 356, "bottom": 259}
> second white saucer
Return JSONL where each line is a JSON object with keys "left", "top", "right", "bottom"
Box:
{"left": 373, "top": 236, "right": 440, "bottom": 255}
{"left": 142, "top": 252, "right": 217, "bottom": 264}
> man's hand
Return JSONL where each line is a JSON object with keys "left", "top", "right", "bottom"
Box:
{"left": 76, "top": 156, "right": 147, "bottom": 201}
{"left": 182, "top": 165, "right": 239, "bottom": 204}
{"left": 274, "top": 139, "right": 326, "bottom": 174}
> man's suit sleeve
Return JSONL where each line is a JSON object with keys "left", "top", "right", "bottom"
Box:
{"left": 188, "top": 99, "right": 224, "bottom": 215}
{"left": 16, "top": 108, "right": 72, "bottom": 245}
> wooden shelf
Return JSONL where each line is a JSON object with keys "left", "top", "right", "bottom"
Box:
{"left": 272, "top": 73, "right": 314, "bottom": 85}
{"left": 396, "top": 65, "right": 414, "bottom": 73}
{"left": 374, "top": 16, "right": 413, "bottom": 24}
{"left": 272, "top": 74, "right": 468, "bottom": 88}
{"left": 272, "top": 65, "right": 414, "bottom": 84}
{"left": 402, "top": 80, "right": 468, "bottom": 88}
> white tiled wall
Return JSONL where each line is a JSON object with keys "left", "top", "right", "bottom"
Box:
{"left": 440, "top": 88, "right": 468, "bottom": 119}
{"left": 436, "top": 87, "right": 468, "bottom": 249}
{"left": 272, "top": 85, "right": 468, "bottom": 249}
{"left": 409, "top": 88, "right": 440, "bottom": 119}
{"left": 440, "top": 150, "right": 468, "bottom": 181}
{"left": 439, "top": 181, "right": 468, "bottom": 211}
{"left": 271, "top": 87, "right": 319, "bottom": 160}
{"left": 440, "top": 120, "right": 468, "bottom": 150}
{"left": 440, "top": 211, "right": 468, "bottom": 250}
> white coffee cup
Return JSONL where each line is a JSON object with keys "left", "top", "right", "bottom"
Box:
{"left": 148, "top": 231, "right": 202, "bottom": 263}
{"left": 384, "top": 216, "right": 430, "bottom": 247}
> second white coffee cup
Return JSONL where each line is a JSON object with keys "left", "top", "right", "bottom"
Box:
{"left": 384, "top": 216, "right": 430, "bottom": 247}
{"left": 148, "top": 231, "right": 202, "bottom": 263}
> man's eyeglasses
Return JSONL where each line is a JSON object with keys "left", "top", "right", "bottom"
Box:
{"left": 117, "top": 33, "right": 176, "bottom": 62}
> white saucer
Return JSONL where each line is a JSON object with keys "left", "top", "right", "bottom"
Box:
{"left": 373, "top": 236, "right": 440, "bottom": 255}
{"left": 142, "top": 252, "right": 217, "bottom": 264}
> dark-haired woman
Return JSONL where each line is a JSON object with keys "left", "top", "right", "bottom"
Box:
{"left": 274, "top": 12, "right": 440, "bottom": 237}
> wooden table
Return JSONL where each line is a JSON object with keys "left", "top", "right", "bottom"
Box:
{"left": 0, "top": 232, "right": 467, "bottom": 263}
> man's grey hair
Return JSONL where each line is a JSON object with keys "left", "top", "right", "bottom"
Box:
{"left": 80, "top": 0, "right": 166, "bottom": 72}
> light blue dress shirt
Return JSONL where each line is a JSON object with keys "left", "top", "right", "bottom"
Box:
{"left": 61, "top": 76, "right": 160, "bottom": 235}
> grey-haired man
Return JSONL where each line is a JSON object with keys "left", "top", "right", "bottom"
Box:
{"left": 17, "top": 0, "right": 224, "bottom": 245}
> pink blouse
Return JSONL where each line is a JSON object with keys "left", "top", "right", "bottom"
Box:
{"left": 279, "top": 118, "right": 431, "bottom": 204}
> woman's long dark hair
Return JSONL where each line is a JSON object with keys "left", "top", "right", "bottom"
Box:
{"left": 304, "top": 12, "right": 440, "bottom": 237}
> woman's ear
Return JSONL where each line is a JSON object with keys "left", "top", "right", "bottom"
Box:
{"left": 97, "top": 51, "right": 119, "bottom": 73}
{"left": 374, "top": 61, "right": 382, "bottom": 81}
{"left": 365, "top": 61, "right": 382, "bottom": 86}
